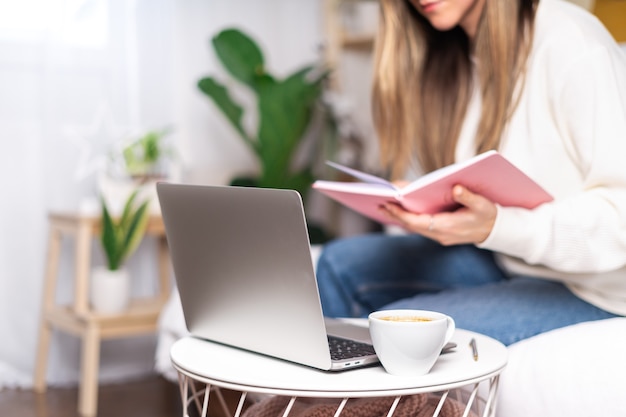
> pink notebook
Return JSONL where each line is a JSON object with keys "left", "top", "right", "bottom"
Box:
{"left": 313, "top": 151, "right": 553, "bottom": 226}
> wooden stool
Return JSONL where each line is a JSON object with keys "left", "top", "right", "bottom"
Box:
{"left": 33, "top": 212, "right": 171, "bottom": 416}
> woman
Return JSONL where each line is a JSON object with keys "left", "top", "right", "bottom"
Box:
{"left": 316, "top": 0, "right": 626, "bottom": 345}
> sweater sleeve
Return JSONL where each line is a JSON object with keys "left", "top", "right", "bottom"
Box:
{"left": 479, "top": 44, "right": 626, "bottom": 274}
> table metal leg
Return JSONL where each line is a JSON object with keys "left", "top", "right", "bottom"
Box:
{"left": 431, "top": 391, "right": 449, "bottom": 417}
{"left": 213, "top": 384, "right": 234, "bottom": 416}
{"left": 178, "top": 372, "right": 245, "bottom": 417}
{"left": 481, "top": 375, "right": 500, "bottom": 417}
{"left": 385, "top": 396, "right": 402, "bottom": 417}
{"left": 332, "top": 398, "right": 349, "bottom": 417}
{"left": 179, "top": 373, "right": 208, "bottom": 417}
{"left": 279, "top": 396, "right": 297, "bottom": 417}
{"left": 176, "top": 371, "right": 502, "bottom": 417}
{"left": 461, "top": 383, "right": 480, "bottom": 417}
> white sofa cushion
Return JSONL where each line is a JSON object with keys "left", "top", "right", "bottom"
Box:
{"left": 497, "top": 317, "right": 626, "bottom": 417}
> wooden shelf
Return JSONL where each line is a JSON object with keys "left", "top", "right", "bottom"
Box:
{"left": 341, "top": 33, "right": 375, "bottom": 50}
{"left": 46, "top": 298, "right": 163, "bottom": 338}
{"left": 33, "top": 212, "right": 172, "bottom": 417}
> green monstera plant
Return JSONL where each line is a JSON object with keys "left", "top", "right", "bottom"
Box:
{"left": 197, "top": 27, "right": 330, "bottom": 203}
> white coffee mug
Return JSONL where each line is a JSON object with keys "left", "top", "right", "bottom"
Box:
{"left": 368, "top": 309, "right": 455, "bottom": 376}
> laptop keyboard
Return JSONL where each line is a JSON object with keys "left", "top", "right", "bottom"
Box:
{"left": 328, "top": 335, "right": 376, "bottom": 361}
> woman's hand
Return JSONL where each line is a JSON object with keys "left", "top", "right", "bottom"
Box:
{"left": 379, "top": 185, "right": 497, "bottom": 245}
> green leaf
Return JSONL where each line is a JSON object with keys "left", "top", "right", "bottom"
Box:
{"left": 248, "top": 72, "right": 276, "bottom": 96}
{"left": 254, "top": 67, "right": 325, "bottom": 191}
{"left": 284, "top": 67, "right": 329, "bottom": 110}
{"left": 212, "top": 29, "right": 265, "bottom": 87}
{"left": 99, "top": 189, "right": 150, "bottom": 271}
{"left": 122, "top": 128, "right": 173, "bottom": 177}
{"left": 283, "top": 169, "right": 315, "bottom": 200}
{"left": 197, "top": 77, "right": 254, "bottom": 149}
{"left": 100, "top": 197, "right": 122, "bottom": 270}
{"left": 142, "top": 132, "right": 161, "bottom": 163}
{"left": 119, "top": 190, "right": 139, "bottom": 231}
{"left": 120, "top": 200, "right": 150, "bottom": 265}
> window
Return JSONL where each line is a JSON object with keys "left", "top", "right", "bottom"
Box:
{"left": 0, "top": 0, "right": 108, "bottom": 47}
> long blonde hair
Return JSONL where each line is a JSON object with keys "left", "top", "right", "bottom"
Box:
{"left": 372, "top": 0, "right": 538, "bottom": 178}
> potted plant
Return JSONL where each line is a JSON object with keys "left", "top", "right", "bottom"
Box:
{"left": 197, "top": 28, "right": 334, "bottom": 243}
{"left": 122, "top": 127, "right": 174, "bottom": 182}
{"left": 90, "top": 189, "right": 151, "bottom": 314}
{"left": 99, "top": 127, "right": 174, "bottom": 215}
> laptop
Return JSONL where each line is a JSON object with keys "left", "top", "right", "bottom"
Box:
{"left": 156, "top": 182, "right": 380, "bottom": 371}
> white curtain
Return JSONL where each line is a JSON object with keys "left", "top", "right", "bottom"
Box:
{"left": 0, "top": 0, "right": 323, "bottom": 388}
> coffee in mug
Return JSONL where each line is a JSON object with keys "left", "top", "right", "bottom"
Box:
{"left": 379, "top": 316, "right": 433, "bottom": 322}
{"left": 368, "top": 309, "right": 455, "bottom": 376}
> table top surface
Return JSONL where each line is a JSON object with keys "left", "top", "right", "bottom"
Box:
{"left": 171, "top": 325, "right": 508, "bottom": 397}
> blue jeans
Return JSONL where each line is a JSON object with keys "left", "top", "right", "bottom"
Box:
{"left": 316, "top": 233, "right": 617, "bottom": 345}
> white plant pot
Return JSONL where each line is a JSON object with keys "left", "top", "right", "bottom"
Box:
{"left": 90, "top": 266, "right": 131, "bottom": 314}
{"left": 97, "top": 172, "right": 162, "bottom": 216}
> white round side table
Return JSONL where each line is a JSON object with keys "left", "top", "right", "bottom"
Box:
{"left": 171, "top": 328, "right": 507, "bottom": 417}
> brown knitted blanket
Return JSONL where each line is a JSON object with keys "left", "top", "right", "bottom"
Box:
{"left": 243, "top": 393, "right": 476, "bottom": 417}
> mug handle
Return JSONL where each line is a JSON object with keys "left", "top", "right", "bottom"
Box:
{"left": 443, "top": 316, "right": 456, "bottom": 345}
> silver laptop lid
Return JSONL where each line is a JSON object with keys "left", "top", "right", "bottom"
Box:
{"left": 157, "top": 183, "right": 334, "bottom": 370}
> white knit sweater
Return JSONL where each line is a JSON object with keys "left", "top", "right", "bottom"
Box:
{"left": 458, "top": 0, "right": 626, "bottom": 314}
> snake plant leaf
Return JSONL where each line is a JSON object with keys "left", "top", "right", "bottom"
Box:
{"left": 121, "top": 199, "right": 150, "bottom": 265}
{"left": 101, "top": 199, "right": 122, "bottom": 270}
{"left": 212, "top": 28, "right": 266, "bottom": 88}
{"left": 99, "top": 190, "right": 150, "bottom": 271}
{"left": 197, "top": 77, "right": 253, "bottom": 147}
{"left": 119, "top": 190, "right": 140, "bottom": 229}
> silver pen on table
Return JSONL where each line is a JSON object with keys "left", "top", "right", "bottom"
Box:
{"left": 469, "top": 338, "right": 478, "bottom": 361}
